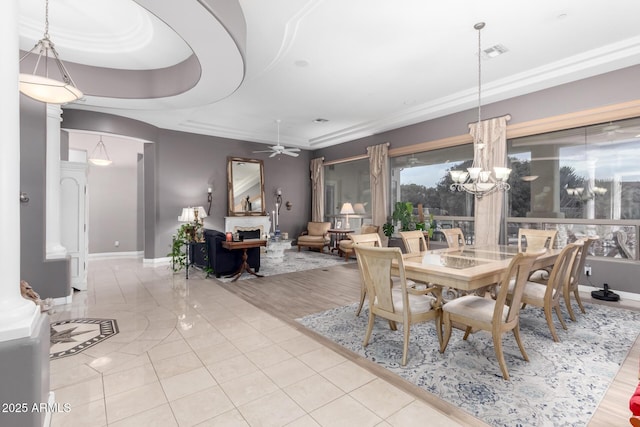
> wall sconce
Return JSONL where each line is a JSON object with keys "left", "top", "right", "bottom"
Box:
{"left": 275, "top": 188, "right": 283, "bottom": 214}
{"left": 286, "top": 201, "right": 292, "bottom": 211}
{"left": 207, "top": 187, "right": 213, "bottom": 215}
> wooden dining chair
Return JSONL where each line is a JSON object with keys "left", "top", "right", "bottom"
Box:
{"left": 563, "top": 236, "right": 598, "bottom": 321}
{"left": 513, "top": 242, "right": 581, "bottom": 342}
{"left": 517, "top": 228, "right": 558, "bottom": 250}
{"left": 354, "top": 245, "right": 443, "bottom": 366}
{"left": 440, "top": 250, "right": 542, "bottom": 380}
{"left": 442, "top": 228, "right": 465, "bottom": 248}
{"left": 350, "top": 233, "right": 384, "bottom": 316}
{"left": 399, "top": 230, "right": 429, "bottom": 253}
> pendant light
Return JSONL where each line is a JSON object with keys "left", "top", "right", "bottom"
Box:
{"left": 449, "top": 22, "right": 511, "bottom": 198}
{"left": 88, "top": 136, "right": 112, "bottom": 166}
{"left": 19, "top": 0, "right": 83, "bottom": 104}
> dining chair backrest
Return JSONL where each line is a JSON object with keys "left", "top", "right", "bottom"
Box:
{"left": 544, "top": 242, "right": 581, "bottom": 303}
{"left": 442, "top": 228, "right": 465, "bottom": 248}
{"left": 399, "top": 230, "right": 428, "bottom": 254}
{"left": 517, "top": 228, "right": 558, "bottom": 250}
{"left": 355, "top": 245, "right": 406, "bottom": 314}
{"left": 349, "top": 232, "right": 382, "bottom": 248}
{"left": 496, "top": 250, "right": 544, "bottom": 325}
{"left": 569, "top": 236, "right": 597, "bottom": 286}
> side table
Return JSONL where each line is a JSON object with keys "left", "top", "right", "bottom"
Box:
{"left": 265, "top": 239, "right": 292, "bottom": 263}
{"left": 221, "top": 239, "right": 267, "bottom": 282}
{"left": 328, "top": 229, "right": 354, "bottom": 255}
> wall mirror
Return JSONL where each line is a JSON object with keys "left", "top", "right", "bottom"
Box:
{"left": 227, "top": 157, "right": 266, "bottom": 216}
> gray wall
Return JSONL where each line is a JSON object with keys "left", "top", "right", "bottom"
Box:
{"left": 61, "top": 110, "right": 313, "bottom": 260}
{"left": 20, "top": 97, "right": 71, "bottom": 299}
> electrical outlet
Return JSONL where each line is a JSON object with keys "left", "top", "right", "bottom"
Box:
{"left": 115, "top": 241, "right": 120, "bottom": 247}
{"left": 584, "top": 264, "right": 591, "bottom": 276}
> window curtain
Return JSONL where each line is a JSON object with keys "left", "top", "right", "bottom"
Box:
{"left": 470, "top": 115, "right": 510, "bottom": 246}
{"left": 310, "top": 157, "right": 324, "bottom": 222}
{"left": 367, "top": 143, "right": 389, "bottom": 240}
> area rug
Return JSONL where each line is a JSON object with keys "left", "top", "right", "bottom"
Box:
{"left": 216, "top": 249, "right": 355, "bottom": 282}
{"left": 50, "top": 318, "right": 119, "bottom": 360}
{"left": 297, "top": 302, "right": 640, "bottom": 427}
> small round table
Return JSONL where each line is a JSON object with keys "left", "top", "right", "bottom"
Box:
{"left": 328, "top": 228, "right": 354, "bottom": 255}
{"left": 265, "top": 239, "right": 292, "bottom": 263}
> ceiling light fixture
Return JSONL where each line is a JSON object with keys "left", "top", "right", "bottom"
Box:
{"left": 449, "top": 22, "right": 511, "bottom": 198}
{"left": 19, "top": 0, "right": 83, "bottom": 104}
{"left": 88, "top": 136, "right": 112, "bottom": 166}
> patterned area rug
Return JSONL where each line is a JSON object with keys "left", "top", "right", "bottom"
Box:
{"left": 50, "top": 318, "right": 119, "bottom": 360}
{"left": 217, "top": 248, "right": 354, "bottom": 282}
{"left": 297, "top": 302, "right": 640, "bottom": 427}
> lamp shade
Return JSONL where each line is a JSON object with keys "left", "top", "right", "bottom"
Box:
{"left": 340, "top": 202, "right": 355, "bottom": 215}
{"left": 353, "top": 203, "right": 366, "bottom": 214}
{"left": 178, "top": 206, "right": 207, "bottom": 222}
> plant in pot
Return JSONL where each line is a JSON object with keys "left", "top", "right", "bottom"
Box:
{"left": 168, "top": 216, "right": 213, "bottom": 277}
{"left": 392, "top": 201, "right": 416, "bottom": 232}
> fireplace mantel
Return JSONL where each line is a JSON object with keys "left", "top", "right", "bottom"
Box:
{"left": 224, "top": 216, "right": 271, "bottom": 235}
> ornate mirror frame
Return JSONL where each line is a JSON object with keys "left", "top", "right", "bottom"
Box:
{"left": 227, "top": 157, "right": 266, "bottom": 216}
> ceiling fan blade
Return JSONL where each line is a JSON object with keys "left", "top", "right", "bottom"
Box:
{"left": 284, "top": 147, "right": 301, "bottom": 152}
{"left": 253, "top": 150, "right": 273, "bottom": 153}
{"left": 269, "top": 152, "right": 279, "bottom": 158}
{"left": 282, "top": 151, "right": 299, "bottom": 157}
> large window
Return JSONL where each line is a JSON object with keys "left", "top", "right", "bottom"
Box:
{"left": 324, "top": 158, "right": 370, "bottom": 229}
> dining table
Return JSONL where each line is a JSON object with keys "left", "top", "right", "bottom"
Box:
{"left": 393, "top": 244, "right": 561, "bottom": 293}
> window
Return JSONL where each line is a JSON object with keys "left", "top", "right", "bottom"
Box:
{"left": 324, "top": 158, "right": 370, "bottom": 229}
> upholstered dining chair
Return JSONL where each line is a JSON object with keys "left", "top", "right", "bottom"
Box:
{"left": 350, "top": 233, "right": 383, "bottom": 316}
{"left": 354, "top": 245, "right": 443, "bottom": 366}
{"left": 517, "top": 228, "right": 558, "bottom": 250}
{"left": 440, "top": 250, "right": 542, "bottom": 380}
{"left": 399, "top": 230, "right": 429, "bottom": 253}
{"left": 442, "top": 228, "right": 465, "bottom": 248}
{"left": 338, "top": 224, "right": 380, "bottom": 261}
{"left": 511, "top": 242, "right": 581, "bottom": 342}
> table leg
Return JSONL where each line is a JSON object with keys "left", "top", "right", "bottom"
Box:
{"left": 225, "top": 248, "right": 264, "bottom": 282}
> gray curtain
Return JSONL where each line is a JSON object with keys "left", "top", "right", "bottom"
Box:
{"left": 367, "top": 143, "right": 389, "bottom": 241}
{"left": 470, "top": 116, "right": 510, "bottom": 246}
{"left": 310, "top": 157, "right": 324, "bottom": 222}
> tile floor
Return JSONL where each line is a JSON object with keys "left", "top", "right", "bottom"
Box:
{"left": 48, "top": 258, "right": 464, "bottom": 427}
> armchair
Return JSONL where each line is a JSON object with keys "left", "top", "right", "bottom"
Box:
{"left": 338, "top": 224, "right": 380, "bottom": 261}
{"left": 297, "top": 221, "right": 331, "bottom": 252}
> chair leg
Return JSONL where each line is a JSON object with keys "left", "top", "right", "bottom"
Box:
{"left": 574, "top": 289, "right": 586, "bottom": 314}
{"left": 435, "top": 312, "right": 443, "bottom": 350}
{"left": 388, "top": 320, "right": 397, "bottom": 331}
{"left": 492, "top": 333, "right": 509, "bottom": 380}
{"left": 462, "top": 326, "right": 472, "bottom": 340}
{"left": 401, "top": 322, "right": 411, "bottom": 366}
{"left": 513, "top": 324, "right": 529, "bottom": 362}
{"left": 564, "top": 287, "right": 577, "bottom": 322}
{"left": 355, "top": 284, "right": 366, "bottom": 317}
{"left": 544, "top": 306, "right": 560, "bottom": 342}
{"left": 363, "top": 313, "right": 375, "bottom": 347}
{"left": 554, "top": 304, "right": 567, "bottom": 330}
{"left": 441, "top": 312, "right": 452, "bottom": 353}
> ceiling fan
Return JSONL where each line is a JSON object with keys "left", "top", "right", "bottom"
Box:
{"left": 253, "top": 120, "right": 301, "bottom": 158}
{"left": 406, "top": 154, "right": 426, "bottom": 167}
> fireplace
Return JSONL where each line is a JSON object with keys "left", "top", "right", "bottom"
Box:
{"left": 225, "top": 216, "right": 271, "bottom": 236}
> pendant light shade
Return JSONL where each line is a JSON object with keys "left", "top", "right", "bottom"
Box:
{"left": 89, "top": 136, "right": 112, "bottom": 166}
{"left": 19, "top": 0, "right": 83, "bottom": 104}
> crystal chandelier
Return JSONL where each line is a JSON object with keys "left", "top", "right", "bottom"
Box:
{"left": 449, "top": 22, "right": 510, "bottom": 198}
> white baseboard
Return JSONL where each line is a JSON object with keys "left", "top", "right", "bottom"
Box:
{"left": 578, "top": 284, "right": 640, "bottom": 301}
{"left": 89, "top": 251, "right": 143, "bottom": 260}
{"left": 51, "top": 292, "right": 73, "bottom": 306}
{"left": 143, "top": 257, "right": 171, "bottom": 265}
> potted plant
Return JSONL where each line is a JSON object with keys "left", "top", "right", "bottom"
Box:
{"left": 391, "top": 201, "right": 416, "bottom": 231}
{"left": 168, "top": 217, "right": 213, "bottom": 277}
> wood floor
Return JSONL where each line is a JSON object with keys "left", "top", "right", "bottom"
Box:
{"left": 217, "top": 259, "right": 640, "bottom": 427}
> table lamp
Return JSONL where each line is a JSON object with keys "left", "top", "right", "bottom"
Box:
{"left": 340, "top": 202, "right": 355, "bottom": 229}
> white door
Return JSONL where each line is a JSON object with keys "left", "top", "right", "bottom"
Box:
{"left": 61, "top": 161, "right": 88, "bottom": 291}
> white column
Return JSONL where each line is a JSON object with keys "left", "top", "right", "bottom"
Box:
{"left": 0, "top": 0, "right": 40, "bottom": 341}
{"left": 46, "top": 104, "right": 67, "bottom": 258}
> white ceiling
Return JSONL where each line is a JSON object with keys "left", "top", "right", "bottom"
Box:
{"left": 18, "top": 0, "right": 640, "bottom": 151}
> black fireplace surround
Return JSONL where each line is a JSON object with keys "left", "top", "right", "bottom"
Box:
{"left": 191, "top": 229, "right": 261, "bottom": 278}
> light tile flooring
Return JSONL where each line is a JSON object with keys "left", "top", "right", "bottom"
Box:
{"left": 49, "top": 258, "right": 465, "bottom": 427}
